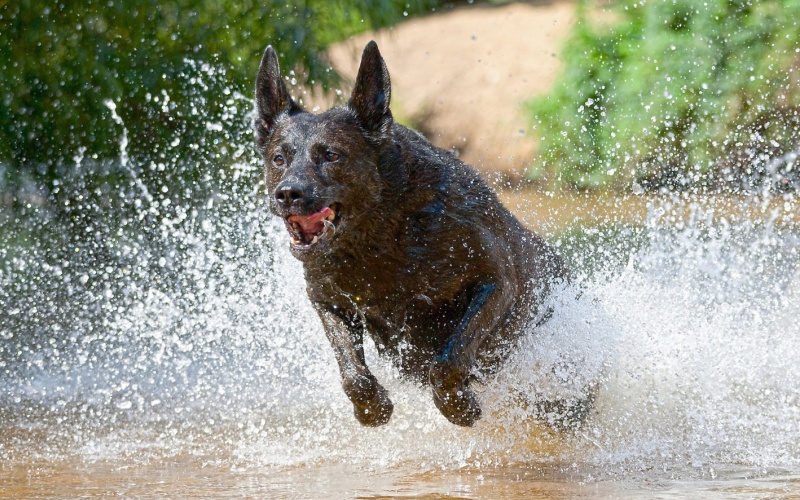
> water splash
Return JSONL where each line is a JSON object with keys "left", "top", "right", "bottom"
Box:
{"left": 2, "top": 178, "right": 798, "bottom": 475}
{"left": 2, "top": 85, "right": 800, "bottom": 480}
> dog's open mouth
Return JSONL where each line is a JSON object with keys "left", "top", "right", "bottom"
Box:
{"left": 286, "top": 204, "right": 339, "bottom": 250}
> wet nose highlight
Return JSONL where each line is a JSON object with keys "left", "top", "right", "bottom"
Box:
{"left": 275, "top": 183, "right": 306, "bottom": 207}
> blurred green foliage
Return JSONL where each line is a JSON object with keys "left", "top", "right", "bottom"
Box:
{"left": 529, "top": 0, "right": 800, "bottom": 191}
{"left": 0, "top": 0, "right": 442, "bottom": 189}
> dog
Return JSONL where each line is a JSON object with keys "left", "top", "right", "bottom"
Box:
{"left": 255, "top": 41, "right": 570, "bottom": 427}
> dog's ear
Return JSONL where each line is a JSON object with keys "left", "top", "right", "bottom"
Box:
{"left": 348, "top": 41, "right": 392, "bottom": 133}
{"left": 255, "top": 45, "right": 299, "bottom": 144}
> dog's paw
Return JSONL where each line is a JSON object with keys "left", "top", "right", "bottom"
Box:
{"left": 352, "top": 387, "right": 394, "bottom": 427}
{"left": 428, "top": 356, "right": 468, "bottom": 392}
{"left": 431, "top": 386, "right": 482, "bottom": 427}
{"left": 342, "top": 375, "right": 394, "bottom": 426}
{"left": 428, "top": 357, "right": 481, "bottom": 426}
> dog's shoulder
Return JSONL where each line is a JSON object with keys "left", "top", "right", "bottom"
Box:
{"left": 395, "top": 124, "right": 508, "bottom": 217}
{"left": 390, "top": 123, "right": 487, "bottom": 194}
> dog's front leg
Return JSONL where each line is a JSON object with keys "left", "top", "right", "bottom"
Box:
{"left": 429, "top": 282, "right": 512, "bottom": 426}
{"left": 315, "top": 304, "right": 394, "bottom": 426}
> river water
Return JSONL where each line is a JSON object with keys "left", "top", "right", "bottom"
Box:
{"left": 2, "top": 168, "right": 799, "bottom": 498}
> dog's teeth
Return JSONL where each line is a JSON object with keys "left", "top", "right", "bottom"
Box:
{"left": 291, "top": 237, "right": 300, "bottom": 245}
{"left": 312, "top": 235, "right": 319, "bottom": 244}
{"left": 322, "top": 220, "right": 336, "bottom": 240}
{"left": 326, "top": 210, "right": 336, "bottom": 221}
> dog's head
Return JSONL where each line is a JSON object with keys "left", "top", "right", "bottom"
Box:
{"left": 255, "top": 41, "right": 403, "bottom": 261}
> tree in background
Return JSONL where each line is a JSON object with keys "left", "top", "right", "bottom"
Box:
{"left": 0, "top": 0, "right": 442, "bottom": 193}
{"left": 529, "top": 0, "right": 800, "bottom": 192}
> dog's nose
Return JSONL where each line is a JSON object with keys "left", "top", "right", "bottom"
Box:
{"left": 274, "top": 182, "right": 306, "bottom": 208}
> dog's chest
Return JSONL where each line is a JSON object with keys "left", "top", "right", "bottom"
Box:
{"left": 306, "top": 248, "right": 429, "bottom": 300}
{"left": 309, "top": 268, "right": 421, "bottom": 313}
{"left": 318, "top": 267, "right": 467, "bottom": 331}
{"left": 359, "top": 293, "right": 468, "bottom": 373}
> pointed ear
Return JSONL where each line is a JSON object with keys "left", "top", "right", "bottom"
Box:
{"left": 254, "top": 45, "right": 299, "bottom": 145}
{"left": 348, "top": 41, "right": 392, "bottom": 133}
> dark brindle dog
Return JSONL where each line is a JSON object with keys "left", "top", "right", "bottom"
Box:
{"left": 255, "top": 41, "right": 569, "bottom": 426}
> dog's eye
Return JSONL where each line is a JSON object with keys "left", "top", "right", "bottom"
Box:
{"left": 324, "top": 151, "right": 340, "bottom": 162}
{"left": 273, "top": 154, "right": 285, "bottom": 167}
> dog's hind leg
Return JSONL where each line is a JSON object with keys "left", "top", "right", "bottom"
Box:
{"left": 315, "top": 305, "right": 394, "bottom": 426}
{"left": 429, "top": 282, "right": 516, "bottom": 426}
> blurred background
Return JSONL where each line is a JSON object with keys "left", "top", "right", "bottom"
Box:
{"left": 4, "top": 0, "right": 800, "bottom": 198}
{"left": 4, "top": 0, "right": 799, "bottom": 197}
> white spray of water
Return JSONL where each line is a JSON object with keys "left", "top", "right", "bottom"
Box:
{"left": 103, "top": 99, "right": 153, "bottom": 205}
{"left": 2, "top": 130, "right": 799, "bottom": 476}
{"left": 14, "top": 194, "right": 792, "bottom": 472}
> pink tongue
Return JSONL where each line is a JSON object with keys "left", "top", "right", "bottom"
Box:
{"left": 288, "top": 206, "right": 333, "bottom": 235}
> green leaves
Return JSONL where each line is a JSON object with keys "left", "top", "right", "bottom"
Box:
{"left": 0, "top": 0, "right": 441, "bottom": 179}
{"left": 529, "top": 0, "right": 800, "bottom": 191}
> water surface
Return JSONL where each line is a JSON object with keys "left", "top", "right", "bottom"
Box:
{"left": 2, "top": 182, "right": 799, "bottom": 498}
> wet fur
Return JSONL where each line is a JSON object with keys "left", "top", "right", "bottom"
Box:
{"left": 255, "top": 41, "right": 569, "bottom": 426}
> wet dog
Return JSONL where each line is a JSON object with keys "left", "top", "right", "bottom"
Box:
{"left": 255, "top": 41, "right": 569, "bottom": 426}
